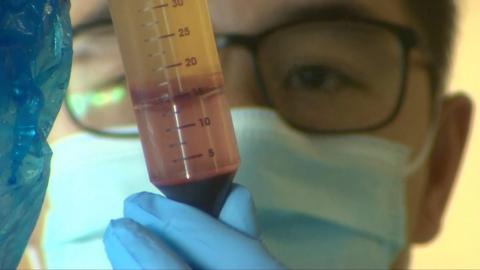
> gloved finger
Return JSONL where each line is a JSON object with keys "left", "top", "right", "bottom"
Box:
{"left": 219, "top": 184, "right": 260, "bottom": 238}
{"left": 104, "top": 218, "right": 191, "bottom": 270}
{"left": 123, "top": 192, "right": 283, "bottom": 270}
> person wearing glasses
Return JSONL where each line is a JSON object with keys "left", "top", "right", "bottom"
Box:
{"left": 4, "top": 0, "right": 472, "bottom": 269}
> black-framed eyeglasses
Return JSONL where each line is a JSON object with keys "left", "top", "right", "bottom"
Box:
{"left": 66, "top": 16, "right": 419, "bottom": 138}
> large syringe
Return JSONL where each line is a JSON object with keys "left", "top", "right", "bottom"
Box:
{"left": 109, "top": 0, "right": 240, "bottom": 216}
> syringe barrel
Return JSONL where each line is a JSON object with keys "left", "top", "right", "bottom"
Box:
{"left": 109, "top": 0, "right": 240, "bottom": 215}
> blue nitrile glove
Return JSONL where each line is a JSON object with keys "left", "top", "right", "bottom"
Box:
{"left": 0, "top": 0, "right": 72, "bottom": 268}
{"left": 104, "top": 185, "right": 284, "bottom": 270}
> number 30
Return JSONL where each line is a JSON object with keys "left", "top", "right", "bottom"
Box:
{"left": 172, "top": 0, "right": 184, "bottom": 7}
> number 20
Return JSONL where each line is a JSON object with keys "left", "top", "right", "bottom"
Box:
{"left": 185, "top": 57, "right": 198, "bottom": 67}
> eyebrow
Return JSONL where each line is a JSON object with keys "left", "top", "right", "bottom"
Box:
{"left": 81, "top": 4, "right": 111, "bottom": 26}
{"left": 80, "top": 2, "right": 378, "bottom": 38}
{"left": 263, "top": 2, "right": 377, "bottom": 32}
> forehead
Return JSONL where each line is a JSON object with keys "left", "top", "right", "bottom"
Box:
{"left": 74, "top": 0, "right": 414, "bottom": 34}
{"left": 71, "top": 0, "right": 106, "bottom": 26}
{"left": 208, "top": 0, "right": 411, "bottom": 34}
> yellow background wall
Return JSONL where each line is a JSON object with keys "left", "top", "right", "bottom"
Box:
{"left": 412, "top": 0, "right": 480, "bottom": 268}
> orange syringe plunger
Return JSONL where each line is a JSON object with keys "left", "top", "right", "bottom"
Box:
{"left": 109, "top": 0, "right": 240, "bottom": 216}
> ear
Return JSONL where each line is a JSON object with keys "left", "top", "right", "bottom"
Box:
{"left": 413, "top": 93, "right": 473, "bottom": 243}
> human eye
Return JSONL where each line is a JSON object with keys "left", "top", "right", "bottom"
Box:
{"left": 284, "top": 65, "right": 365, "bottom": 94}
{"left": 74, "top": 24, "right": 117, "bottom": 61}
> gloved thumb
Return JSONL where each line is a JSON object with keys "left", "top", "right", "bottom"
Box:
{"left": 219, "top": 184, "right": 260, "bottom": 239}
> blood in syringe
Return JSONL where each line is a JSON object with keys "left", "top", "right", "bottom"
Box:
{"left": 131, "top": 73, "right": 239, "bottom": 216}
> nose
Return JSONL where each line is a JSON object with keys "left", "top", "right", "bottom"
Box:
{"left": 219, "top": 47, "right": 269, "bottom": 108}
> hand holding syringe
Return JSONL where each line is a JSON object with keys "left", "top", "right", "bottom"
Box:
{"left": 109, "top": 0, "right": 240, "bottom": 216}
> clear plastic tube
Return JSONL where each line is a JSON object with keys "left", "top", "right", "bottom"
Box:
{"left": 109, "top": 0, "right": 240, "bottom": 216}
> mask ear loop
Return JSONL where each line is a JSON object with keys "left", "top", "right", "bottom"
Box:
{"left": 404, "top": 96, "right": 442, "bottom": 176}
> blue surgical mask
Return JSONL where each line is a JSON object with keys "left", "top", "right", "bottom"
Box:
{"left": 43, "top": 108, "right": 431, "bottom": 269}
{"left": 43, "top": 132, "right": 156, "bottom": 269}
{"left": 232, "top": 108, "right": 432, "bottom": 269}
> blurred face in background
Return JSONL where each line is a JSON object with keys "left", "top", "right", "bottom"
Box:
{"left": 45, "top": 0, "right": 472, "bottom": 268}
